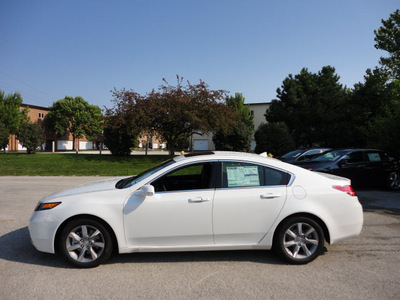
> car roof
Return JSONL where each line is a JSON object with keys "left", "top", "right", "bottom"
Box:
{"left": 325, "top": 148, "right": 382, "bottom": 153}
{"left": 174, "top": 151, "right": 276, "bottom": 162}
{"left": 172, "top": 151, "right": 297, "bottom": 172}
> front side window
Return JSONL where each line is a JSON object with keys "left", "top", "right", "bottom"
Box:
{"left": 116, "top": 159, "right": 175, "bottom": 189}
{"left": 313, "top": 150, "right": 348, "bottom": 162}
{"left": 152, "top": 162, "right": 217, "bottom": 192}
{"left": 344, "top": 151, "right": 365, "bottom": 163}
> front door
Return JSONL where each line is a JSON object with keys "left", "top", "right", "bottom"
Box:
{"left": 123, "top": 162, "right": 217, "bottom": 248}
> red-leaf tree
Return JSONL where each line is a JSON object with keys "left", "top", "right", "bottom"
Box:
{"left": 105, "top": 76, "right": 237, "bottom": 156}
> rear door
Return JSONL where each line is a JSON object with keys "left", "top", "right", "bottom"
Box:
{"left": 364, "top": 151, "right": 390, "bottom": 186}
{"left": 212, "top": 161, "right": 289, "bottom": 245}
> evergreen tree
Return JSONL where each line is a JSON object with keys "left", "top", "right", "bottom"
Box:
{"left": 374, "top": 9, "right": 400, "bottom": 79}
{"left": 266, "top": 66, "right": 351, "bottom": 147}
{"left": 254, "top": 123, "right": 295, "bottom": 157}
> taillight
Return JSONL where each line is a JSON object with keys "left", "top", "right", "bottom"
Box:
{"left": 333, "top": 185, "right": 356, "bottom": 196}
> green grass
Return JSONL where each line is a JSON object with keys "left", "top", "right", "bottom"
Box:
{"left": 0, "top": 153, "right": 170, "bottom": 176}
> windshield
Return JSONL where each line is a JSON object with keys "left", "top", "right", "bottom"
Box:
{"left": 312, "top": 150, "right": 348, "bottom": 162}
{"left": 281, "top": 149, "right": 304, "bottom": 159}
{"left": 116, "top": 159, "right": 176, "bottom": 189}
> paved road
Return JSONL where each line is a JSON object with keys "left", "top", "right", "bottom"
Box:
{"left": 0, "top": 177, "right": 399, "bottom": 300}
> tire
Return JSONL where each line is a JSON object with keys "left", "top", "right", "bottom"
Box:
{"left": 388, "top": 172, "right": 400, "bottom": 191}
{"left": 58, "top": 218, "right": 113, "bottom": 268}
{"left": 274, "top": 217, "right": 324, "bottom": 264}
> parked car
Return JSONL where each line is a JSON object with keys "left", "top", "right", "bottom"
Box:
{"left": 295, "top": 149, "right": 400, "bottom": 190}
{"left": 29, "top": 151, "right": 363, "bottom": 268}
{"left": 279, "top": 148, "right": 331, "bottom": 163}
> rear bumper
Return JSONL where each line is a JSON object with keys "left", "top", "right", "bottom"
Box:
{"left": 329, "top": 199, "right": 363, "bottom": 244}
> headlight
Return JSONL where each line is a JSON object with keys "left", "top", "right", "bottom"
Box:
{"left": 35, "top": 202, "right": 61, "bottom": 211}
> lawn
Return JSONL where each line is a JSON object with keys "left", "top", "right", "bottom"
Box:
{"left": 0, "top": 153, "right": 170, "bottom": 176}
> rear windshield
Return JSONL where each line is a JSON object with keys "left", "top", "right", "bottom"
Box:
{"left": 281, "top": 149, "right": 304, "bottom": 159}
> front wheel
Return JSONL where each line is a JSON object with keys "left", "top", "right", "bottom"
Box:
{"left": 58, "top": 218, "right": 113, "bottom": 268}
{"left": 274, "top": 217, "right": 324, "bottom": 264}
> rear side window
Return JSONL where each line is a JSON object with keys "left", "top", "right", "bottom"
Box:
{"left": 223, "top": 162, "right": 264, "bottom": 188}
{"left": 367, "top": 152, "right": 382, "bottom": 162}
{"left": 265, "top": 167, "right": 290, "bottom": 186}
{"left": 222, "top": 162, "right": 290, "bottom": 188}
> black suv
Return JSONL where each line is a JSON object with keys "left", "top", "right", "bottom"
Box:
{"left": 294, "top": 149, "right": 400, "bottom": 190}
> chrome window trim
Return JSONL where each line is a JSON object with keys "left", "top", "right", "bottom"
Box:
{"left": 143, "top": 158, "right": 295, "bottom": 193}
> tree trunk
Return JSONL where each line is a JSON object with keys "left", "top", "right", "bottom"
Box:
{"left": 145, "top": 135, "right": 149, "bottom": 156}
{"left": 74, "top": 136, "right": 79, "bottom": 154}
{"left": 168, "top": 141, "right": 175, "bottom": 156}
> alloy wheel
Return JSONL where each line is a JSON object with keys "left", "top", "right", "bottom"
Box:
{"left": 65, "top": 224, "right": 105, "bottom": 263}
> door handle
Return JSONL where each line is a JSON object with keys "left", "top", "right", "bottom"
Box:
{"left": 188, "top": 197, "right": 210, "bottom": 203}
{"left": 260, "top": 194, "right": 281, "bottom": 199}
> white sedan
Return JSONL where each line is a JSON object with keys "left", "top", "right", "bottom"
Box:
{"left": 29, "top": 151, "right": 363, "bottom": 268}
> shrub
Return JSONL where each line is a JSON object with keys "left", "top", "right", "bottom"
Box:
{"left": 17, "top": 122, "right": 46, "bottom": 154}
{"left": 103, "top": 125, "right": 137, "bottom": 156}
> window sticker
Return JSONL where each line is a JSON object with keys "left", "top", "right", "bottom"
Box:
{"left": 226, "top": 166, "right": 260, "bottom": 187}
{"left": 367, "top": 153, "right": 381, "bottom": 162}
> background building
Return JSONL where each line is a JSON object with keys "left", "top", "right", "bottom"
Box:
{"left": 191, "top": 102, "right": 270, "bottom": 151}
{"left": 6, "top": 103, "right": 101, "bottom": 152}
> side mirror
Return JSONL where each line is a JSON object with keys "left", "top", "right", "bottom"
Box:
{"left": 140, "top": 185, "right": 155, "bottom": 196}
{"left": 338, "top": 159, "right": 349, "bottom": 167}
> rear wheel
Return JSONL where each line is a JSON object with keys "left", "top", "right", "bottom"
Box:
{"left": 274, "top": 217, "right": 324, "bottom": 264}
{"left": 388, "top": 172, "right": 400, "bottom": 191}
{"left": 59, "top": 218, "right": 113, "bottom": 268}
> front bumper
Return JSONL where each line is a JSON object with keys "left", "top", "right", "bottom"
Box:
{"left": 28, "top": 211, "right": 60, "bottom": 254}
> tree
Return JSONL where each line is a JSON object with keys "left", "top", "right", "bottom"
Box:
{"left": 45, "top": 96, "right": 102, "bottom": 153}
{"left": 108, "top": 76, "right": 237, "bottom": 156}
{"left": 350, "top": 68, "right": 398, "bottom": 146}
{"left": 16, "top": 122, "right": 46, "bottom": 154}
{"left": 0, "top": 122, "right": 9, "bottom": 152}
{"left": 374, "top": 9, "right": 400, "bottom": 79}
{"left": 266, "top": 66, "right": 351, "bottom": 147}
{"left": 0, "top": 90, "right": 29, "bottom": 134}
{"left": 351, "top": 70, "right": 400, "bottom": 154}
{"left": 254, "top": 123, "right": 295, "bottom": 156}
{"left": 212, "top": 93, "right": 253, "bottom": 152}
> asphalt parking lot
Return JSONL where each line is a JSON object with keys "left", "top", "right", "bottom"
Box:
{"left": 0, "top": 176, "right": 399, "bottom": 300}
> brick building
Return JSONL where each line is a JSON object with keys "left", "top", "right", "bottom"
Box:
{"left": 7, "top": 103, "right": 101, "bottom": 152}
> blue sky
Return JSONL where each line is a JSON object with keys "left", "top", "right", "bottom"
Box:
{"left": 0, "top": 0, "right": 398, "bottom": 109}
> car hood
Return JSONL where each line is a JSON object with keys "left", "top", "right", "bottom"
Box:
{"left": 42, "top": 177, "right": 127, "bottom": 201}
